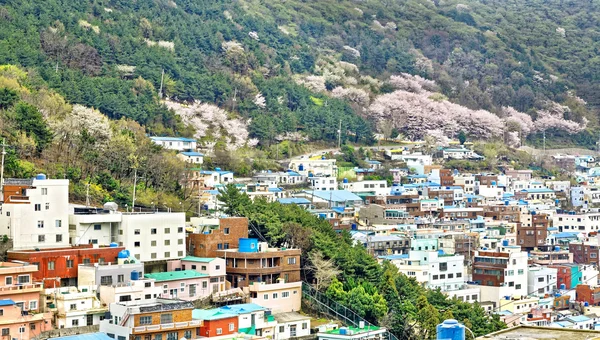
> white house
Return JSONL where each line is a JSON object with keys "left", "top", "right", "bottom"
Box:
{"left": 150, "top": 136, "right": 197, "bottom": 151}
{"left": 274, "top": 312, "right": 311, "bottom": 340}
{"left": 0, "top": 175, "right": 69, "bottom": 250}
{"left": 527, "top": 266, "right": 557, "bottom": 297}
{"left": 177, "top": 151, "right": 204, "bottom": 164}
{"left": 308, "top": 176, "right": 338, "bottom": 191}
{"left": 43, "top": 287, "right": 107, "bottom": 329}
{"left": 288, "top": 157, "right": 338, "bottom": 177}
{"left": 341, "top": 180, "right": 388, "bottom": 196}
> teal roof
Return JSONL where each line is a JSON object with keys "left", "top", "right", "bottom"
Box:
{"left": 181, "top": 256, "right": 217, "bottom": 263}
{"left": 193, "top": 308, "right": 237, "bottom": 321}
{"left": 217, "top": 303, "right": 266, "bottom": 315}
{"left": 54, "top": 334, "right": 113, "bottom": 340}
{"left": 144, "top": 270, "right": 208, "bottom": 282}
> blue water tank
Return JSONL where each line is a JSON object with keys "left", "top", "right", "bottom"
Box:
{"left": 299, "top": 164, "right": 304, "bottom": 171}
{"left": 131, "top": 271, "right": 140, "bottom": 280}
{"left": 351, "top": 223, "right": 357, "bottom": 230}
{"left": 343, "top": 178, "right": 349, "bottom": 184}
{"left": 502, "top": 240, "right": 509, "bottom": 247}
{"left": 110, "top": 242, "right": 119, "bottom": 248}
{"left": 560, "top": 284, "right": 566, "bottom": 290}
{"left": 239, "top": 238, "right": 259, "bottom": 253}
{"left": 504, "top": 200, "right": 509, "bottom": 206}
{"left": 124, "top": 250, "right": 130, "bottom": 257}
{"left": 555, "top": 246, "right": 560, "bottom": 252}
{"left": 531, "top": 211, "right": 536, "bottom": 215}
{"left": 491, "top": 181, "right": 496, "bottom": 186}
{"left": 319, "top": 213, "right": 327, "bottom": 219}
{"left": 482, "top": 247, "right": 487, "bottom": 250}
{"left": 117, "top": 250, "right": 129, "bottom": 259}
{"left": 339, "top": 328, "right": 347, "bottom": 335}
{"left": 308, "top": 173, "right": 314, "bottom": 178}
{"left": 504, "top": 296, "right": 511, "bottom": 300}
{"left": 467, "top": 198, "right": 472, "bottom": 203}
{"left": 321, "top": 155, "right": 326, "bottom": 160}
{"left": 555, "top": 199, "right": 560, "bottom": 204}
{"left": 35, "top": 173, "right": 47, "bottom": 180}
{"left": 436, "top": 319, "right": 465, "bottom": 340}
{"left": 438, "top": 249, "right": 445, "bottom": 256}
{"left": 585, "top": 302, "right": 590, "bottom": 307}
{"left": 215, "top": 167, "right": 221, "bottom": 171}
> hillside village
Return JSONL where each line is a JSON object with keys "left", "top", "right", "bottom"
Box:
{"left": 3, "top": 135, "right": 600, "bottom": 339}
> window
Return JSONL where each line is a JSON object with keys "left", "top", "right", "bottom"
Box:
{"left": 19, "top": 326, "right": 25, "bottom": 334}
{"left": 516, "top": 284, "right": 522, "bottom": 289}
{"left": 155, "top": 335, "right": 162, "bottom": 340}
{"left": 145, "top": 294, "right": 151, "bottom": 299}
{"left": 538, "top": 277, "right": 544, "bottom": 282}
{"left": 48, "top": 261, "right": 55, "bottom": 270}
{"left": 101, "top": 276, "right": 113, "bottom": 285}
{"left": 1, "top": 328, "right": 8, "bottom": 336}
{"left": 118, "top": 275, "right": 124, "bottom": 283}
{"left": 55, "top": 220, "right": 62, "bottom": 228}
{"left": 518, "top": 269, "right": 524, "bottom": 275}
{"left": 433, "top": 275, "right": 439, "bottom": 280}
{"left": 94, "top": 224, "right": 102, "bottom": 230}
{"left": 70, "top": 303, "right": 77, "bottom": 311}
{"left": 56, "top": 234, "right": 63, "bottom": 242}
{"left": 229, "top": 323, "right": 235, "bottom": 331}
{"left": 134, "top": 229, "right": 141, "bottom": 235}
{"left": 184, "top": 331, "right": 192, "bottom": 339}
{"left": 45, "top": 202, "right": 50, "bottom": 210}
{"left": 448, "top": 274, "right": 454, "bottom": 279}
{"left": 160, "top": 313, "right": 173, "bottom": 324}
{"left": 41, "top": 188, "right": 48, "bottom": 195}
{"left": 178, "top": 239, "right": 184, "bottom": 245}
{"left": 89, "top": 239, "right": 98, "bottom": 244}
{"left": 140, "top": 316, "right": 152, "bottom": 325}
{"left": 151, "top": 228, "right": 157, "bottom": 235}
{"left": 216, "top": 328, "right": 223, "bottom": 335}
{"left": 224, "top": 243, "right": 229, "bottom": 249}
{"left": 72, "top": 320, "right": 79, "bottom": 326}
{"left": 457, "top": 273, "right": 462, "bottom": 278}
{"left": 288, "top": 257, "right": 297, "bottom": 265}
{"left": 151, "top": 241, "right": 157, "bottom": 246}
{"left": 217, "top": 243, "right": 223, "bottom": 250}
{"left": 264, "top": 294, "right": 269, "bottom": 300}
{"left": 164, "top": 228, "right": 170, "bottom": 234}
{"left": 203, "top": 281, "right": 208, "bottom": 289}
{"left": 18, "top": 275, "right": 30, "bottom": 284}
{"left": 164, "top": 252, "right": 170, "bottom": 258}
{"left": 273, "top": 293, "right": 278, "bottom": 299}
{"left": 302, "top": 322, "right": 308, "bottom": 330}
{"left": 439, "top": 262, "right": 448, "bottom": 271}
{"left": 224, "top": 227, "right": 230, "bottom": 235}
{"left": 164, "top": 240, "right": 170, "bottom": 246}
{"left": 5, "top": 277, "right": 13, "bottom": 285}
{"left": 151, "top": 253, "right": 157, "bottom": 259}
{"left": 201, "top": 266, "right": 207, "bottom": 271}
{"left": 29, "top": 301, "right": 37, "bottom": 310}
{"left": 30, "top": 323, "right": 35, "bottom": 330}
{"left": 178, "top": 251, "right": 184, "bottom": 257}
{"left": 35, "top": 204, "right": 41, "bottom": 211}
{"left": 134, "top": 241, "right": 141, "bottom": 247}
{"left": 178, "top": 227, "right": 184, "bottom": 233}
{"left": 83, "top": 258, "right": 90, "bottom": 264}
{"left": 440, "top": 274, "right": 446, "bottom": 279}
{"left": 37, "top": 220, "right": 44, "bottom": 228}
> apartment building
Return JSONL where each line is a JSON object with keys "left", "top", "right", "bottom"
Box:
{"left": 172, "top": 256, "right": 227, "bottom": 294}
{"left": 0, "top": 299, "right": 52, "bottom": 340}
{"left": 472, "top": 245, "right": 529, "bottom": 297}
{"left": 217, "top": 238, "right": 301, "bottom": 289}
{"left": 341, "top": 180, "right": 388, "bottom": 196}
{"left": 0, "top": 175, "right": 69, "bottom": 250}
{"left": 144, "top": 270, "right": 223, "bottom": 300}
{"left": 243, "top": 281, "right": 302, "bottom": 313}
{"left": 186, "top": 217, "right": 249, "bottom": 258}
{"left": 569, "top": 242, "right": 600, "bottom": 265}
{"left": 517, "top": 212, "right": 550, "bottom": 251}
{"left": 553, "top": 211, "right": 600, "bottom": 235}
{"left": 527, "top": 266, "right": 557, "bottom": 297}
{"left": 43, "top": 287, "right": 106, "bottom": 328}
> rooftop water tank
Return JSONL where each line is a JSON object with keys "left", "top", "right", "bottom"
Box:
{"left": 35, "top": 173, "right": 47, "bottom": 180}
{"left": 109, "top": 242, "right": 119, "bottom": 248}
{"left": 215, "top": 167, "right": 221, "bottom": 171}
{"left": 117, "top": 250, "right": 129, "bottom": 259}
{"left": 104, "top": 202, "right": 118, "bottom": 211}
{"left": 585, "top": 302, "right": 590, "bottom": 307}
{"left": 343, "top": 178, "right": 349, "bottom": 184}
{"left": 531, "top": 211, "right": 537, "bottom": 215}
{"left": 299, "top": 164, "right": 304, "bottom": 171}
{"left": 491, "top": 181, "right": 497, "bottom": 186}
{"left": 560, "top": 284, "right": 566, "bottom": 290}
{"left": 555, "top": 246, "right": 560, "bottom": 252}
{"left": 436, "top": 319, "right": 465, "bottom": 340}
{"left": 502, "top": 240, "right": 509, "bottom": 247}
{"left": 351, "top": 223, "right": 357, "bottom": 230}
{"left": 339, "top": 328, "right": 348, "bottom": 335}
{"left": 131, "top": 271, "right": 140, "bottom": 280}
{"left": 239, "top": 238, "right": 259, "bottom": 253}
{"left": 321, "top": 155, "right": 326, "bottom": 160}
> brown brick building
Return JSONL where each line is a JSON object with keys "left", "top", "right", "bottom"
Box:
{"left": 186, "top": 217, "right": 249, "bottom": 257}
{"left": 576, "top": 285, "right": 600, "bottom": 306}
{"left": 569, "top": 242, "right": 600, "bottom": 265}
{"left": 484, "top": 205, "right": 521, "bottom": 223}
{"left": 517, "top": 212, "right": 550, "bottom": 251}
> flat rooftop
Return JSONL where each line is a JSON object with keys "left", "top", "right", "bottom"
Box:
{"left": 477, "top": 326, "right": 600, "bottom": 339}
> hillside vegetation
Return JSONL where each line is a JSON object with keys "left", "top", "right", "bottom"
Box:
{"left": 0, "top": 0, "right": 598, "bottom": 150}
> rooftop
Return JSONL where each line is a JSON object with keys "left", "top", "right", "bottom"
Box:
{"left": 181, "top": 256, "right": 217, "bottom": 263}
{"left": 53, "top": 333, "right": 114, "bottom": 340}
{"left": 324, "top": 325, "right": 382, "bottom": 335}
{"left": 477, "top": 325, "right": 600, "bottom": 339}
{"left": 150, "top": 136, "right": 196, "bottom": 142}
{"left": 144, "top": 270, "right": 208, "bottom": 282}
{"left": 278, "top": 198, "right": 311, "bottom": 205}
{"left": 179, "top": 151, "right": 204, "bottom": 156}
{"left": 216, "top": 303, "right": 266, "bottom": 315}
{"left": 193, "top": 308, "right": 237, "bottom": 321}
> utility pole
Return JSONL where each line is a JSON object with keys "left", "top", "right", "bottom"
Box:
{"left": 158, "top": 69, "right": 165, "bottom": 99}
{"left": 231, "top": 88, "right": 237, "bottom": 112}
{"left": 85, "top": 183, "right": 90, "bottom": 208}
{"left": 132, "top": 168, "right": 137, "bottom": 210}
{"left": 337, "top": 119, "right": 342, "bottom": 149}
{"left": 543, "top": 129, "right": 546, "bottom": 154}
{"left": 0, "top": 139, "right": 8, "bottom": 203}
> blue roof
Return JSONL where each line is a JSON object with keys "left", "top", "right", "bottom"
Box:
{"left": 567, "top": 315, "right": 591, "bottom": 323}
{"left": 550, "top": 321, "right": 573, "bottom": 328}
{"left": 521, "top": 188, "right": 554, "bottom": 193}
{"left": 53, "top": 333, "right": 114, "bottom": 340}
{"left": 552, "top": 232, "right": 579, "bottom": 238}
{"left": 217, "top": 303, "right": 266, "bottom": 315}
{"left": 268, "top": 188, "right": 283, "bottom": 193}
{"left": 366, "top": 160, "right": 382, "bottom": 164}
{"left": 180, "top": 151, "right": 204, "bottom": 157}
{"left": 331, "top": 207, "right": 345, "bottom": 214}
{"left": 278, "top": 198, "right": 311, "bottom": 205}
{"left": 200, "top": 170, "right": 233, "bottom": 175}
{"left": 408, "top": 174, "right": 428, "bottom": 179}
{"left": 302, "top": 190, "right": 362, "bottom": 203}
{"left": 354, "top": 168, "right": 376, "bottom": 174}
{"left": 150, "top": 136, "right": 196, "bottom": 142}
{"left": 0, "top": 299, "right": 15, "bottom": 306}
{"left": 193, "top": 308, "right": 238, "bottom": 321}
{"left": 378, "top": 254, "right": 409, "bottom": 260}
{"left": 286, "top": 170, "right": 301, "bottom": 176}
{"left": 205, "top": 189, "right": 220, "bottom": 195}
{"left": 547, "top": 227, "right": 558, "bottom": 231}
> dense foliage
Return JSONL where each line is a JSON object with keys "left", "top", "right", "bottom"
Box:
{"left": 217, "top": 184, "right": 506, "bottom": 339}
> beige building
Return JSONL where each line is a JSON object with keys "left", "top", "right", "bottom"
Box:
{"left": 243, "top": 281, "right": 302, "bottom": 313}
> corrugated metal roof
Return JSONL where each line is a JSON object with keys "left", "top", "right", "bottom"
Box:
{"left": 54, "top": 333, "right": 114, "bottom": 340}
{"left": 144, "top": 270, "right": 208, "bottom": 282}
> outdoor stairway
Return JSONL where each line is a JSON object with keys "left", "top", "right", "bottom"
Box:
{"left": 301, "top": 282, "right": 399, "bottom": 340}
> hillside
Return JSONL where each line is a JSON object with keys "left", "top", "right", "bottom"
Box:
{"left": 0, "top": 0, "right": 598, "bottom": 150}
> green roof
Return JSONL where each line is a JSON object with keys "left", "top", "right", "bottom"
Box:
{"left": 144, "top": 270, "right": 208, "bottom": 282}
{"left": 326, "top": 326, "right": 381, "bottom": 335}
{"left": 181, "top": 256, "right": 217, "bottom": 263}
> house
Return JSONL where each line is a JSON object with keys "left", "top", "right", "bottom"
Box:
{"left": 442, "top": 147, "right": 482, "bottom": 160}
{"left": 365, "top": 159, "right": 382, "bottom": 170}
{"left": 277, "top": 198, "right": 312, "bottom": 209}
{"left": 150, "top": 136, "right": 197, "bottom": 151}
{"left": 77, "top": 254, "right": 145, "bottom": 293}
{"left": 273, "top": 312, "right": 311, "bottom": 340}
{"left": 186, "top": 217, "right": 249, "bottom": 258}
{"left": 308, "top": 175, "right": 338, "bottom": 191}
{"left": 472, "top": 245, "right": 529, "bottom": 297}
{"left": 177, "top": 151, "right": 204, "bottom": 164}
{"left": 144, "top": 270, "right": 221, "bottom": 300}
{"left": 243, "top": 281, "right": 302, "bottom": 313}
{"left": 43, "top": 286, "right": 107, "bottom": 329}
{"left": 193, "top": 308, "right": 239, "bottom": 338}
{"left": 288, "top": 157, "right": 338, "bottom": 177}
{"left": 527, "top": 266, "right": 557, "bottom": 297}
{"left": 170, "top": 256, "right": 227, "bottom": 294}
{"left": 341, "top": 180, "right": 388, "bottom": 196}
{"left": 0, "top": 299, "right": 52, "bottom": 340}
{"left": 99, "top": 299, "right": 201, "bottom": 340}
{"left": 216, "top": 238, "right": 301, "bottom": 288}
{"left": 294, "top": 190, "right": 363, "bottom": 208}
{"left": 318, "top": 325, "right": 388, "bottom": 340}
{"left": 212, "top": 303, "right": 277, "bottom": 338}
{"left": 7, "top": 244, "right": 124, "bottom": 288}
{"left": 0, "top": 262, "right": 47, "bottom": 314}
{"left": 0, "top": 175, "right": 69, "bottom": 250}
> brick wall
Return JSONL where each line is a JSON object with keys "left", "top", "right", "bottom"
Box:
{"left": 187, "top": 217, "right": 248, "bottom": 258}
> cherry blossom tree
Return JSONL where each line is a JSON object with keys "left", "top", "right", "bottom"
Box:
{"left": 388, "top": 73, "right": 437, "bottom": 93}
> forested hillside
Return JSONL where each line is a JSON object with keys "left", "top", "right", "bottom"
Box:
{"left": 0, "top": 0, "right": 598, "bottom": 149}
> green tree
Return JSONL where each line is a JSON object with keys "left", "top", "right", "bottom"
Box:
{"left": 12, "top": 102, "right": 52, "bottom": 151}
{"left": 0, "top": 88, "right": 18, "bottom": 109}
{"left": 217, "top": 183, "right": 252, "bottom": 216}
{"left": 458, "top": 131, "right": 467, "bottom": 145}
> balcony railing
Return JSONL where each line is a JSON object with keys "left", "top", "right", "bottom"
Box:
{"left": 0, "top": 283, "right": 43, "bottom": 293}
{"left": 132, "top": 320, "right": 201, "bottom": 333}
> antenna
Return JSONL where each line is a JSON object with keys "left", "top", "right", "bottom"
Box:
{"left": 158, "top": 69, "right": 165, "bottom": 98}
{"left": 132, "top": 168, "right": 138, "bottom": 210}
{"left": 337, "top": 119, "right": 342, "bottom": 149}
{"left": 85, "top": 183, "right": 90, "bottom": 208}
{"left": 0, "top": 138, "right": 9, "bottom": 204}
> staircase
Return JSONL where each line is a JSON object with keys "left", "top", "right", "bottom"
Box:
{"left": 301, "top": 282, "right": 399, "bottom": 340}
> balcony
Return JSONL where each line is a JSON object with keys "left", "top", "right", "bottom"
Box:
{"left": 7, "top": 195, "right": 29, "bottom": 203}
{"left": 132, "top": 320, "right": 201, "bottom": 333}
{"left": 0, "top": 283, "right": 43, "bottom": 295}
